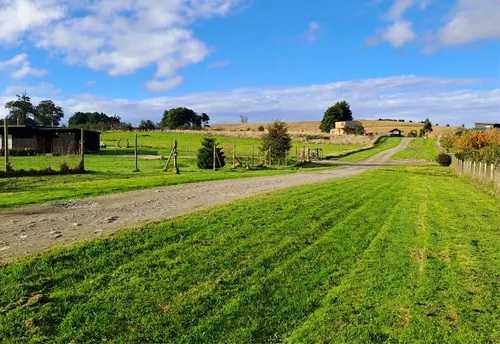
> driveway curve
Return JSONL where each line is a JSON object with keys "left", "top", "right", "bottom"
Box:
{"left": 1, "top": 138, "right": 411, "bottom": 262}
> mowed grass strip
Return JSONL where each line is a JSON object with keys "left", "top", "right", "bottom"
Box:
{"left": 393, "top": 138, "right": 439, "bottom": 162}
{"left": 287, "top": 168, "right": 499, "bottom": 344}
{"left": 1, "top": 167, "right": 498, "bottom": 343}
{"left": 338, "top": 136, "right": 401, "bottom": 162}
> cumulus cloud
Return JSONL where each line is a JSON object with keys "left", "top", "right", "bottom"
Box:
{"left": 438, "top": 0, "right": 500, "bottom": 46}
{"left": 146, "top": 76, "right": 184, "bottom": 93}
{"left": 0, "top": 53, "right": 46, "bottom": 79}
{"left": 22, "top": 76, "right": 497, "bottom": 126}
{"left": 381, "top": 20, "right": 416, "bottom": 47}
{"left": 0, "top": 0, "right": 64, "bottom": 43}
{"left": 0, "top": 0, "right": 241, "bottom": 92}
{"left": 373, "top": 0, "right": 419, "bottom": 47}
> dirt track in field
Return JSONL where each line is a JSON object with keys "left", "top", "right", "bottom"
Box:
{"left": 0, "top": 138, "right": 412, "bottom": 263}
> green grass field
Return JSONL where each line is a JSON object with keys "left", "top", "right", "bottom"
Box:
{"left": 393, "top": 138, "right": 439, "bottom": 162}
{"left": 338, "top": 136, "right": 401, "bottom": 162}
{"left": 101, "top": 130, "right": 364, "bottom": 157}
{"left": 0, "top": 131, "right": 369, "bottom": 209}
{"left": 1, "top": 166, "right": 498, "bottom": 343}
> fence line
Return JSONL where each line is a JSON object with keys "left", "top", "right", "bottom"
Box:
{"left": 451, "top": 156, "right": 500, "bottom": 191}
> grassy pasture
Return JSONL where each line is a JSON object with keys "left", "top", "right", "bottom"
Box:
{"left": 337, "top": 136, "right": 401, "bottom": 162}
{"left": 101, "top": 130, "right": 364, "bottom": 157}
{"left": 0, "top": 166, "right": 498, "bottom": 343}
{"left": 393, "top": 138, "right": 439, "bottom": 162}
{"left": 0, "top": 131, "right": 368, "bottom": 208}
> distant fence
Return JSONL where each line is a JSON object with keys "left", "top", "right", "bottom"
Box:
{"left": 451, "top": 157, "right": 500, "bottom": 191}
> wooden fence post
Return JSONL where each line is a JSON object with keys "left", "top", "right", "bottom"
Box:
{"left": 173, "top": 139, "right": 179, "bottom": 174}
{"left": 3, "top": 118, "right": 8, "bottom": 176}
{"left": 134, "top": 133, "right": 139, "bottom": 172}
{"left": 213, "top": 143, "right": 216, "bottom": 171}
{"left": 252, "top": 145, "right": 255, "bottom": 167}
{"left": 80, "top": 128, "right": 85, "bottom": 171}
{"left": 232, "top": 144, "right": 236, "bottom": 168}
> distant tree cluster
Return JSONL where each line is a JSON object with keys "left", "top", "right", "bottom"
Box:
{"left": 320, "top": 101, "right": 353, "bottom": 133}
{"left": 68, "top": 112, "right": 130, "bottom": 131}
{"left": 4, "top": 93, "right": 64, "bottom": 127}
{"left": 160, "top": 107, "right": 209, "bottom": 130}
{"left": 138, "top": 120, "right": 158, "bottom": 131}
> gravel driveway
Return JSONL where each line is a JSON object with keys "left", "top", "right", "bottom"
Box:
{"left": 0, "top": 138, "right": 411, "bottom": 262}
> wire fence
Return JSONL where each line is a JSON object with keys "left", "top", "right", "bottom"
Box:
{"left": 451, "top": 157, "right": 500, "bottom": 191}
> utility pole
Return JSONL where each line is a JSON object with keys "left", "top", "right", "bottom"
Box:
{"left": 3, "top": 118, "right": 8, "bottom": 176}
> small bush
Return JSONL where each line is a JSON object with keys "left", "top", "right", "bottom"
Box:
{"left": 59, "top": 162, "right": 71, "bottom": 174}
{"left": 261, "top": 121, "right": 292, "bottom": 164}
{"left": 436, "top": 153, "right": 452, "bottom": 166}
{"left": 197, "top": 137, "right": 225, "bottom": 169}
{"left": 257, "top": 125, "right": 265, "bottom": 132}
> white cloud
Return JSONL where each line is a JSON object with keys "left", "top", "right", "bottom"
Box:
{"left": 438, "top": 0, "right": 500, "bottom": 46}
{"left": 146, "top": 76, "right": 184, "bottom": 92}
{"left": 0, "top": 0, "right": 241, "bottom": 92}
{"left": 0, "top": 0, "right": 64, "bottom": 43}
{"left": 304, "top": 21, "right": 321, "bottom": 43}
{"left": 373, "top": 0, "right": 419, "bottom": 47}
{"left": 0, "top": 53, "right": 46, "bottom": 79}
{"left": 381, "top": 20, "right": 416, "bottom": 47}
{"left": 387, "top": 0, "right": 415, "bottom": 20}
{"left": 33, "top": 76, "right": 499, "bottom": 126}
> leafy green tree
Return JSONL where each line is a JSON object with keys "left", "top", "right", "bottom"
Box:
{"left": 138, "top": 120, "right": 157, "bottom": 130}
{"left": 320, "top": 101, "right": 353, "bottom": 133}
{"left": 197, "top": 137, "right": 225, "bottom": 169}
{"left": 160, "top": 107, "right": 208, "bottom": 130}
{"left": 201, "top": 113, "right": 210, "bottom": 128}
{"left": 35, "top": 100, "right": 64, "bottom": 127}
{"left": 5, "top": 93, "right": 36, "bottom": 126}
{"left": 68, "top": 112, "right": 120, "bottom": 130}
{"left": 261, "top": 121, "right": 292, "bottom": 162}
{"left": 423, "top": 118, "right": 433, "bottom": 134}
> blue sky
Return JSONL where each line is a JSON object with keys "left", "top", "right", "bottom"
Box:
{"left": 0, "top": 0, "right": 499, "bottom": 126}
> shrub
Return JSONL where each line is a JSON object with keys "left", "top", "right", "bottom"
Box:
{"left": 257, "top": 125, "right": 265, "bottom": 132}
{"left": 197, "top": 137, "right": 225, "bottom": 169}
{"left": 436, "top": 153, "right": 452, "bottom": 166}
{"left": 261, "top": 121, "right": 292, "bottom": 163}
{"left": 59, "top": 162, "right": 71, "bottom": 174}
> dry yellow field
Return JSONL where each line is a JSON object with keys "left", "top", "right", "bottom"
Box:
{"left": 211, "top": 120, "right": 457, "bottom": 137}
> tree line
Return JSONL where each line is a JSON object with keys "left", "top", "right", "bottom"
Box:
{"left": 2, "top": 93, "right": 211, "bottom": 131}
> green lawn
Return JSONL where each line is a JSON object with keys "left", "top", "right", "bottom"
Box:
{"left": 0, "top": 131, "right": 366, "bottom": 209}
{"left": 0, "top": 155, "right": 305, "bottom": 208}
{"left": 1, "top": 166, "right": 498, "bottom": 343}
{"left": 338, "top": 136, "right": 402, "bottom": 162}
{"left": 102, "top": 130, "right": 363, "bottom": 157}
{"left": 393, "top": 138, "right": 439, "bottom": 162}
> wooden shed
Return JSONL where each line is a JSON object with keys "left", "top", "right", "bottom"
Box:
{"left": 0, "top": 126, "right": 100, "bottom": 154}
